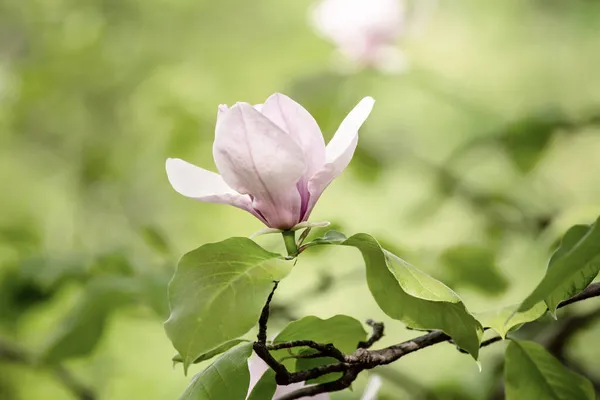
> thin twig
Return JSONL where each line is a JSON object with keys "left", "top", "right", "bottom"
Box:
{"left": 358, "top": 319, "right": 385, "bottom": 349}
{"left": 257, "top": 281, "right": 279, "bottom": 345}
{"left": 556, "top": 282, "right": 600, "bottom": 309}
{"left": 279, "top": 352, "right": 335, "bottom": 362}
{"left": 277, "top": 369, "right": 360, "bottom": 400}
{"left": 457, "top": 335, "right": 502, "bottom": 355}
{"left": 267, "top": 340, "right": 345, "bottom": 362}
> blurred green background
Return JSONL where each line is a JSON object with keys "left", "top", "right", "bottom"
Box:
{"left": 1, "top": 0, "right": 600, "bottom": 398}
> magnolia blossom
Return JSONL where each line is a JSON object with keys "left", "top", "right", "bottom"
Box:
{"left": 247, "top": 355, "right": 382, "bottom": 399}
{"left": 166, "top": 93, "right": 374, "bottom": 230}
{"left": 311, "top": 0, "right": 432, "bottom": 73}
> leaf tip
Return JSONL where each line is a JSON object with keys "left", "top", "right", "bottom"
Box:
{"left": 182, "top": 358, "right": 191, "bottom": 376}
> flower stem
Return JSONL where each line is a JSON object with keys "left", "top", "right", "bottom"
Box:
{"left": 282, "top": 230, "right": 298, "bottom": 257}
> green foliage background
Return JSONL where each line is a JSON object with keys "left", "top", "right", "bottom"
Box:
{"left": 1, "top": 0, "right": 600, "bottom": 398}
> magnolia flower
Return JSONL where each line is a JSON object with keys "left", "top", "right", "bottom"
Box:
{"left": 166, "top": 93, "right": 374, "bottom": 230}
{"left": 311, "top": 0, "right": 435, "bottom": 73}
{"left": 247, "top": 355, "right": 382, "bottom": 400}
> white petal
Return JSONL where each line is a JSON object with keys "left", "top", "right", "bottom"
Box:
{"left": 246, "top": 356, "right": 269, "bottom": 397}
{"left": 216, "top": 104, "right": 229, "bottom": 130}
{"left": 361, "top": 375, "right": 383, "bottom": 400}
{"left": 213, "top": 103, "right": 306, "bottom": 229}
{"left": 165, "top": 158, "right": 266, "bottom": 223}
{"left": 260, "top": 93, "right": 326, "bottom": 177}
{"left": 249, "top": 227, "right": 283, "bottom": 238}
{"left": 305, "top": 96, "right": 375, "bottom": 217}
{"left": 326, "top": 96, "right": 374, "bottom": 163}
{"left": 310, "top": 0, "right": 404, "bottom": 47}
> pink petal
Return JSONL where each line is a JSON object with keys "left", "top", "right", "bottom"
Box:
{"left": 305, "top": 97, "right": 375, "bottom": 218}
{"left": 216, "top": 104, "right": 229, "bottom": 132}
{"left": 260, "top": 93, "right": 326, "bottom": 219}
{"left": 165, "top": 158, "right": 267, "bottom": 224}
{"left": 274, "top": 384, "right": 329, "bottom": 400}
{"left": 260, "top": 93, "right": 326, "bottom": 178}
{"left": 361, "top": 375, "right": 383, "bottom": 400}
{"left": 213, "top": 103, "right": 306, "bottom": 229}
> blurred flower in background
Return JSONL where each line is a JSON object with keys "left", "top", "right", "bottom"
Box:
{"left": 310, "top": 0, "right": 436, "bottom": 74}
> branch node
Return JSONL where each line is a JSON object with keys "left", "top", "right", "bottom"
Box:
{"left": 358, "top": 319, "right": 384, "bottom": 349}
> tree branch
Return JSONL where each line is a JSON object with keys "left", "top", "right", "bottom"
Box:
{"left": 555, "top": 282, "right": 600, "bottom": 308}
{"left": 277, "top": 369, "right": 360, "bottom": 400}
{"left": 0, "top": 338, "right": 96, "bottom": 400}
{"left": 267, "top": 340, "right": 345, "bottom": 362}
{"left": 257, "top": 281, "right": 279, "bottom": 345}
{"left": 255, "top": 282, "right": 600, "bottom": 400}
{"left": 358, "top": 319, "right": 385, "bottom": 349}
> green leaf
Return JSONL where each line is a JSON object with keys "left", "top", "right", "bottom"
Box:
{"left": 441, "top": 245, "right": 508, "bottom": 296}
{"left": 173, "top": 339, "right": 250, "bottom": 366}
{"left": 273, "top": 315, "right": 367, "bottom": 352}
{"left": 545, "top": 224, "right": 599, "bottom": 312}
{"left": 247, "top": 368, "right": 277, "bottom": 400}
{"left": 272, "top": 315, "right": 367, "bottom": 384}
{"left": 476, "top": 302, "right": 547, "bottom": 338}
{"left": 302, "top": 230, "right": 347, "bottom": 251}
{"left": 179, "top": 342, "right": 253, "bottom": 400}
{"left": 342, "top": 234, "right": 483, "bottom": 359}
{"left": 505, "top": 340, "right": 595, "bottom": 400}
{"left": 42, "top": 277, "right": 138, "bottom": 363}
{"left": 518, "top": 219, "right": 600, "bottom": 314}
{"left": 164, "top": 237, "right": 292, "bottom": 372}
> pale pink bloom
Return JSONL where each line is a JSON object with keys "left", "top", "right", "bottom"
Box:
{"left": 311, "top": 0, "right": 405, "bottom": 72}
{"left": 246, "top": 355, "right": 382, "bottom": 399}
{"left": 311, "top": 0, "right": 435, "bottom": 73}
{"left": 166, "top": 93, "right": 374, "bottom": 230}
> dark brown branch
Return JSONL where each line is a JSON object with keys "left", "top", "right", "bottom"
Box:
{"left": 257, "top": 281, "right": 279, "bottom": 345}
{"left": 278, "top": 369, "right": 360, "bottom": 400}
{"left": 358, "top": 319, "right": 385, "bottom": 349}
{"left": 282, "top": 362, "right": 348, "bottom": 384}
{"left": 279, "top": 352, "right": 335, "bottom": 362}
{"left": 257, "top": 281, "right": 600, "bottom": 400}
{"left": 458, "top": 335, "right": 502, "bottom": 355}
{"left": 0, "top": 338, "right": 96, "bottom": 400}
{"left": 267, "top": 340, "right": 345, "bottom": 362}
{"left": 556, "top": 282, "right": 600, "bottom": 309}
{"left": 253, "top": 342, "right": 291, "bottom": 380}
